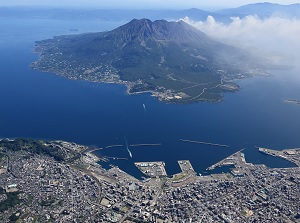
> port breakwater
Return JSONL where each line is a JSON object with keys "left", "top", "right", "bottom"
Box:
{"left": 180, "top": 139, "right": 230, "bottom": 148}
{"left": 130, "top": 143, "right": 162, "bottom": 147}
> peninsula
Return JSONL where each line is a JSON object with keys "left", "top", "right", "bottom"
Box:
{"left": 31, "top": 19, "right": 270, "bottom": 103}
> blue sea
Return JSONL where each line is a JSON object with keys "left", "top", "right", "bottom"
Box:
{"left": 0, "top": 16, "right": 299, "bottom": 178}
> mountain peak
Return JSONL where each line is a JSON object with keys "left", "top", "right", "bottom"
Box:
{"left": 112, "top": 19, "right": 206, "bottom": 43}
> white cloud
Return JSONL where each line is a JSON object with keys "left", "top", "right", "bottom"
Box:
{"left": 182, "top": 15, "right": 300, "bottom": 60}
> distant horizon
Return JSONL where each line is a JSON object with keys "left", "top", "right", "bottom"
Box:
{"left": 0, "top": 1, "right": 300, "bottom": 10}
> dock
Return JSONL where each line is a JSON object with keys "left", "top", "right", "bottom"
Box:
{"left": 134, "top": 161, "right": 167, "bottom": 178}
{"left": 170, "top": 160, "right": 197, "bottom": 187}
{"left": 178, "top": 160, "right": 196, "bottom": 173}
{"left": 257, "top": 147, "right": 300, "bottom": 167}
{"left": 180, "top": 139, "right": 230, "bottom": 148}
{"left": 206, "top": 149, "right": 245, "bottom": 170}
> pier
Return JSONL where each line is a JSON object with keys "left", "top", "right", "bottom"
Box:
{"left": 180, "top": 139, "right": 230, "bottom": 148}
{"left": 170, "top": 160, "right": 197, "bottom": 187}
{"left": 257, "top": 147, "right": 300, "bottom": 167}
{"left": 206, "top": 149, "right": 245, "bottom": 170}
{"left": 134, "top": 161, "right": 167, "bottom": 178}
{"left": 178, "top": 160, "right": 195, "bottom": 173}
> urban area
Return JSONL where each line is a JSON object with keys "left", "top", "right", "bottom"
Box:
{"left": 0, "top": 139, "right": 299, "bottom": 222}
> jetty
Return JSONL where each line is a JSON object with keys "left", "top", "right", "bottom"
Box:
{"left": 180, "top": 139, "right": 229, "bottom": 148}
{"left": 104, "top": 145, "right": 123, "bottom": 149}
{"left": 103, "top": 156, "right": 128, "bottom": 160}
{"left": 257, "top": 147, "right": 300, "bottom": 167}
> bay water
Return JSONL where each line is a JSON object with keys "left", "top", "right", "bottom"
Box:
{"left": 0, "top": 16, "right": 299, "bottom": 178}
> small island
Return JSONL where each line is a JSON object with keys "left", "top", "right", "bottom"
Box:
{"left": 32, "top": 19, "right": 270, "bottom": 103}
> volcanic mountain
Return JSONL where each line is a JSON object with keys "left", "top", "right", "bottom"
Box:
{"left": 32, "top": 19, "right": 268, "bottom": 103}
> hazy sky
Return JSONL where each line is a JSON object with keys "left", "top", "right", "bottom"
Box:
{"left": 1, "top": 0, "right": 300, "bottom": 10}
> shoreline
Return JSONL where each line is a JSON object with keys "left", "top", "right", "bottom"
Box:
{"left": 31, "top": 64, "right": 225, "bottom": 104}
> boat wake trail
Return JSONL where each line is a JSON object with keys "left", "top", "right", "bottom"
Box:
{"left": 124, "top": 136, "right": 132, "bottom": 158}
